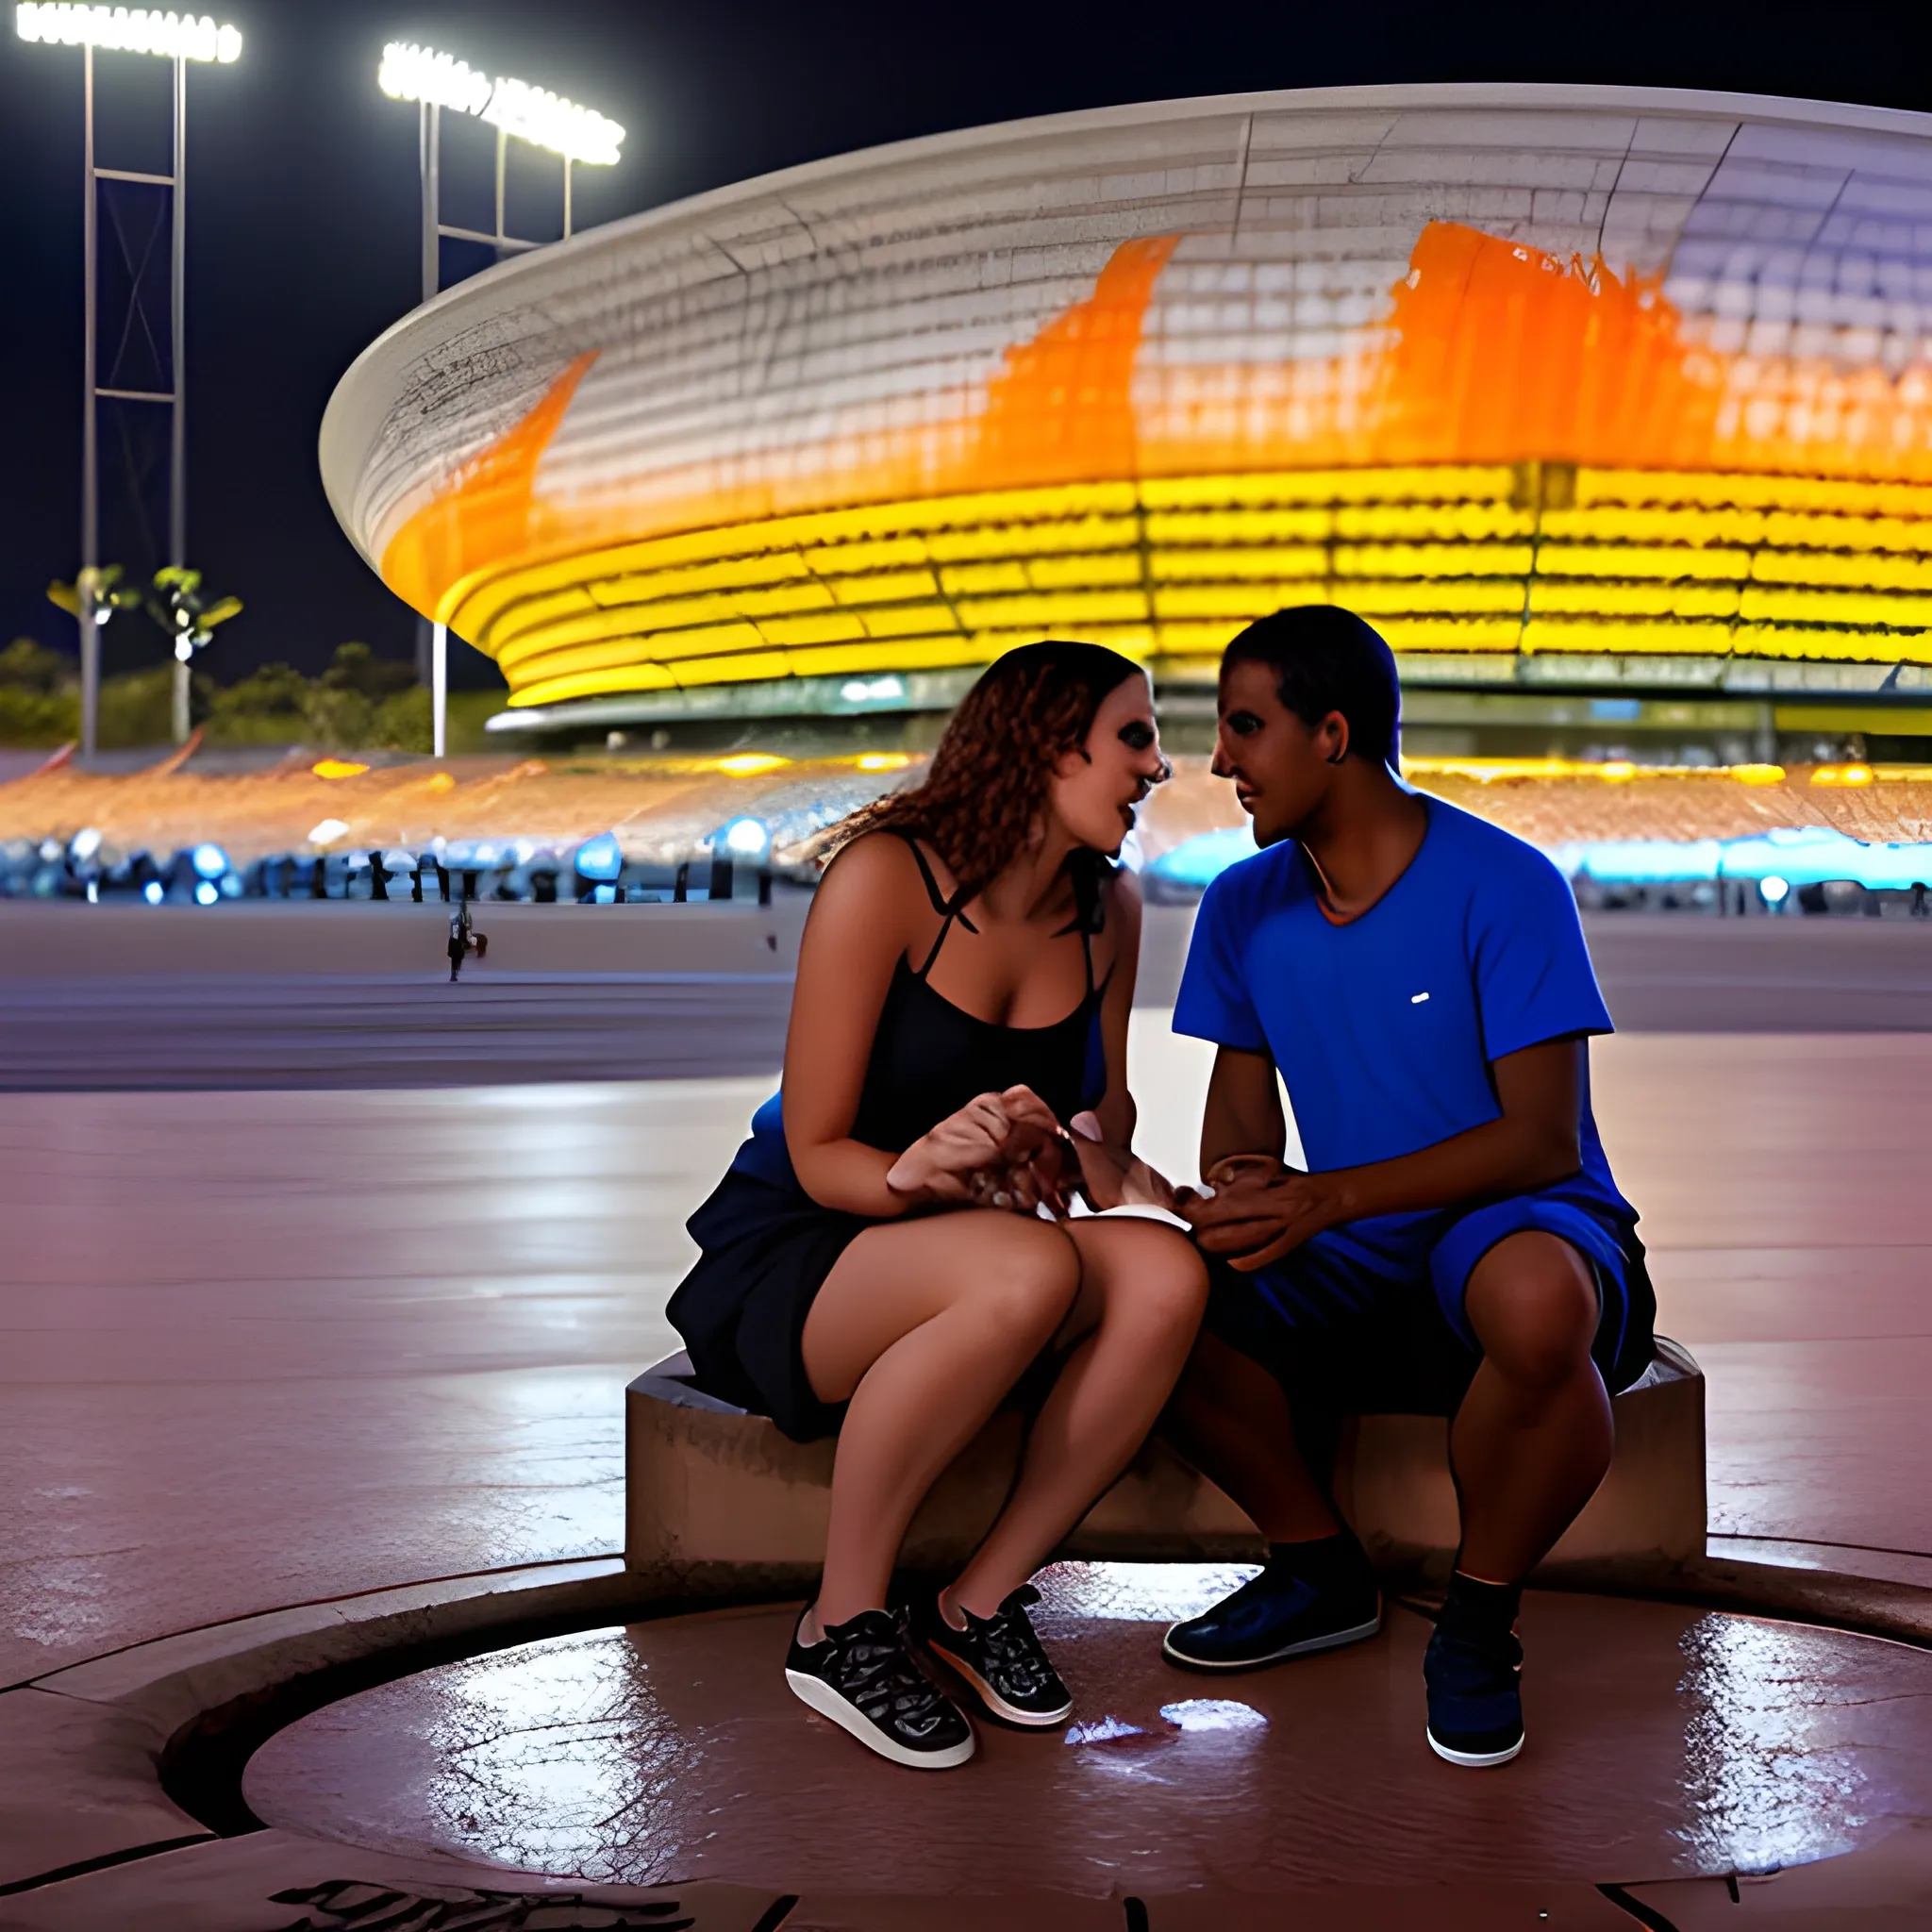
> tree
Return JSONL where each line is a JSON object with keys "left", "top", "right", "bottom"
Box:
{"left": 142, "top": 567, "right": 244, "bottom": 664}
{"left": 0, "top": 639, "right": 79, "bottom": 746}
{"left": 46, "top": 565, "right": 142, "bottom": 627}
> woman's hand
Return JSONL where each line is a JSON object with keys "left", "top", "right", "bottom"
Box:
{"left": 1065, "top": 1112, "right": 1189, "bottom": 1216}
{"left": 886, "top": 1086, "right": 1065, "bottom": 1208}
{"left": 1184, "top": 1153, "right": 1345, "bottom": 1271}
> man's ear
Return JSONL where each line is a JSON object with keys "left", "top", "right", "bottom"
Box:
{"left": 1322, "top": 710, "right": 1351, "bottom": 766}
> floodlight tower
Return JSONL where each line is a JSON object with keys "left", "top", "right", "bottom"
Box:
{"left": 377, "top": 42, "right": 625, "bottom": 758}
{"left": 15, "top": 4, "right": 243, "bottom": 757}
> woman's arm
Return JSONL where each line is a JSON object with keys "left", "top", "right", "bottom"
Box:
{"left": 781, "top": 836, "right": 930, "bottom": 1217}
{"left": 1189, "top": 1037, "right": 1586, "bottom": 1271}
{"left": 1090, "top": 869, "right": 1143, "bottom": 1148}
{"left": 782, "top": 835, "right": 1045, "bottom": 1217}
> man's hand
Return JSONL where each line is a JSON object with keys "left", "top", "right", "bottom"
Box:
{"left": 1186, "top": 1154, "right": 1346, "bottom": 1271}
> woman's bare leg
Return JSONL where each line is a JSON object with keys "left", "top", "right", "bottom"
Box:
{"left": 803, "top": 1210, "right": 1080, "bottom": 1628}
{"left": 946, "top": 1221, "right": 1208, "bottom": 1619}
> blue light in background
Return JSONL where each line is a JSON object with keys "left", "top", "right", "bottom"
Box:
{"left": 190, "top": 842, "right": 229, "bottom": 880}
{"left": 720, "top": 816, "right": 772, "bottom": 859}
{"left": 1153, "top": 823, "right": 1932, "bottom": 895}
{"left": 575, "top": 831, "right": 624, "bottom": 882}
{"left": 1146, "top": 825, "right": 1257, "bottom": 890}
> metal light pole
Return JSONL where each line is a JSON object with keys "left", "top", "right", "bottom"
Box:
{"left": 79, "top": 42, "right": 98, "bottom": 755}
{"left": 21, "top": 7, "right": 243, "bottom": 755}
{"left": 417, "top": 97, "right": 445, "bottom": 742}
{"left": 381, "top": 42, "right": 624, "bottom": 761}
{"left": 169, "top": 50, "right": 191, "bottom": 744}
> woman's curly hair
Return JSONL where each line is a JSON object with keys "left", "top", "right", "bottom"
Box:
{"left": 829, "top": 641, "right": 1146, "bottom": 902}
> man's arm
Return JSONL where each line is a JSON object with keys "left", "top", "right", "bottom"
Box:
{"left": 1200, "top": 1043, "right": 1286, "bottom": 1174}
{"left": 1190, "top": 1037, "right": 1585, "bottom": 1272}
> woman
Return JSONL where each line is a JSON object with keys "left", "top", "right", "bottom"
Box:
{"left": 668, "top": 641, "right": 1208, "bottom": 1771}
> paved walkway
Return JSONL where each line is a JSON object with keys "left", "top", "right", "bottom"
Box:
{"left": 5, "top": 1029, "right": 1930, "bottom": 1691}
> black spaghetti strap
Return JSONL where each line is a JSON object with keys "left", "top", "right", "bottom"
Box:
{"left": 892, "top": 832, "right": 978, "bottom": 978}
{"left": 893, "top": 831, "right": 951, "bottom": 916}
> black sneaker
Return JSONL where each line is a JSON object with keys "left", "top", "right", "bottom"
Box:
{"left": 1424, "top": 1619, "right": 1524, "bottom": 1767}
{"left": 1162, "top": 1542, "right": 1381, "bottom": 1671}
{"left": 915, "top": 1585, "right": 1074, "bottom": 1727}
{"left": 785, "top": 1606, "right": 975, "bottom": 1770}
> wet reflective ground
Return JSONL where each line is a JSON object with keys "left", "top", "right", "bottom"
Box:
{"left": 243, "top": 1570, "right": 1932, "bottom": 1896}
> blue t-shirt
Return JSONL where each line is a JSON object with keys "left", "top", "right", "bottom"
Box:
{"left": 1173, "top": 796, "right": 1631, "bottom": 1231}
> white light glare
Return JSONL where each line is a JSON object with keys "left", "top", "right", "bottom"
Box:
{"left": 841, "top": 675, "right": 906, "bottom": 704}
{"left": 377, "top": 40, "right": 490, "bottom": 116}
{"left": 1760, "top": 874, "right": 1790, "bottom": 905}
{"left": 378, "top": 41, "right": 624, "bottom": 165}
{"left": 724, "top": 817, "right": 771, "bottom": 857}
{"left": 16, "top": 5, "right": 242, "bottom": 61}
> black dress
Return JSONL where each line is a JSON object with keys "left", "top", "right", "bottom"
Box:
{"left": 667, "top": 836, "right": 1110, "bottom": 1441}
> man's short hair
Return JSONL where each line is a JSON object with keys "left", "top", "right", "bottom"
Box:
{"left": 1223, "top": 605, "right": 1401, "bottom": 765}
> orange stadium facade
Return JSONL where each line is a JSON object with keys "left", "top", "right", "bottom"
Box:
{"left": 320, "top": 83, "right": 1932, "bottom": 761}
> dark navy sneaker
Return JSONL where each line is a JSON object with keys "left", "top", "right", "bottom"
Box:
{"left": 785, "top": 1606, "right": 975, "bottom": 1769}
{"left": 1162, "top": 1541, "right": 1381, "bottom": 1672}
{"left": 916, "top": 1585, "right": 1074, "bottom": 1727}
{"left": 1424, "top": 1619, "right": 1524, "bottom": 1767}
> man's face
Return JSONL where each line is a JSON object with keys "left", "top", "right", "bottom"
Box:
{"left": 1210, "top": 657, "right": 1346, "bottom": 846}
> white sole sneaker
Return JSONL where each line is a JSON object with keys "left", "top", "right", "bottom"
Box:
{"left": 1426, "top": 1725, "right": 1524, "bottom": 1768}
{"left": 927, "top": 1643, "right": 1073, "bottom": 1728}
{"left": 1161, "top": 1609, "right": 1382, "bottom": 1673}
{"left": 785, "top": 1667, "right": 976, "bottom": 1770}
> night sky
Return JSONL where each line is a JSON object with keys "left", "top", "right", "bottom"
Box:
{"left": 2, "top": 0, "right": 1928, "bottom": 689}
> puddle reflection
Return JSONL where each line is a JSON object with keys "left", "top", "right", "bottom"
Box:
{"left": 423, "top": 1628, "right": 696, "bottom": 1884}
{"left": 1676, "top": 1613, "right": 1876, "bottom": 1874}
{"left": 1033, "top": 1560, "right": 1259, "bottom": 1624}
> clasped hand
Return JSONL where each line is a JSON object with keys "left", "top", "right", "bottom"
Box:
{"left": 887, "top": 1099, "right": 1338, "bottom": 1265}
{"left": 885, "top": 1089, "right": 1189, "bottom": 1221}
{"left": 885, "top": 1086, "right": 1075, "bottom": 1212}
{"left": 1182, "top": 1153, "right": 1343, "bottom": 1271}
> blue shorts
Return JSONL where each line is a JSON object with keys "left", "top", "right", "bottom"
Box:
{"left": 1204, "top": 1193, "right": 1656, "bottom": 1418}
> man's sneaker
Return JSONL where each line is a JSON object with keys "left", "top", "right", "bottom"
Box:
{"left": 1424, "top": 1619, "right": 1524, "bottom": 1767}
{"left": 915, "top": 1585, "right": 1074, "bottom": 1727}
{"left": 1162, "top": 1541, "right": 1381, "bottom": 1672}
{"left": 785, "top": 1607, "right": 975, "bottom": 1770}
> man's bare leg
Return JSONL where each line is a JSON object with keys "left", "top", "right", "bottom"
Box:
{"left": 1450, "top": 1229, "right": 1612, "bottom": 1583}
{"left": 1161, "top": 1328, "right": 1338, "bottom": 1541}
{"left": 1426, "top": 1228, "right": 1612, "bottom": 1768}
{"left": 1158, "top": 1328, "right": 1378, "bottom": 1670}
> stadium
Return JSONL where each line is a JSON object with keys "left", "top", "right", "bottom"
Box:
{"left": 323, "top": 80, "right": 1932, "bottom": 767}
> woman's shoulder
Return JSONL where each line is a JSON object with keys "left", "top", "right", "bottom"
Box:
{"left": 815, "top": 827, "right": 946, "bottom": 920}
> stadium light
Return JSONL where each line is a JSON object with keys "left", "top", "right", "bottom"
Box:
{"left": 18, "top": 3, "right": 242, "bottom": 758}
{"left": 378, "top": 42, "right": 624, "bottom": 166}
{"left": 15, "top": 5, "right": 242, "bottom": 62}
{"left": 380, "top": 42, "right": 625, "bottom": 758}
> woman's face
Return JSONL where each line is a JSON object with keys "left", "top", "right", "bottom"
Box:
{"left": 1046, "top": 674, "right": 1169, "bottom": 857}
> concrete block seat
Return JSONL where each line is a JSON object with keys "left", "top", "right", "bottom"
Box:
{"left": 625, "top": 1339, "right": 1705, "bottom": 1592}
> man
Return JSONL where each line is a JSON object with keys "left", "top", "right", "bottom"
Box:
{"left": 1162, "top": 604, "right": 1654, "bottom": 1768}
